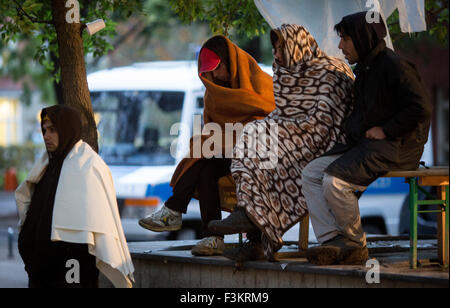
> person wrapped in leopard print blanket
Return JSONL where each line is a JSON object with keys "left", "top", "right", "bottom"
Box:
{"left": 209, "top": 24, "right": 355, "bottom": 261}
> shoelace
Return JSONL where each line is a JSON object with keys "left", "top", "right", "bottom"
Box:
{"left": 201, "top": 237, "right": 219, "bottom": 248}
{"left": 151, "top": 207, "right": 168, "bottom": 220}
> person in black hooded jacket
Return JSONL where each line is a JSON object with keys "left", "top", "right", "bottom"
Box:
{"left": 302, "top": 11, "right": 432, "bottom": 265}
{"left": 18, "top": 105, "right": 99, "bottom": 288}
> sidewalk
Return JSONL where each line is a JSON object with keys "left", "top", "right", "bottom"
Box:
{"left": 0, "top": 191, "right": 26, "bottom": 288}
{"left": 0, "top": 190, "right": 17, "bottom": 219}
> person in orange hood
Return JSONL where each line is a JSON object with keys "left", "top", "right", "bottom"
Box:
{"left": 139, "top": 35, "right": 275, "bottom": 256}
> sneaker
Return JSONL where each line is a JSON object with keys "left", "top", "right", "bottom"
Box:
{"left": 223, "top": 240, "right": 265, "bottom": 262}
{"left": 191, "top": 236, "right": 225, "bottom": 256}
{"left": 208, "top": 207, "right": 258, "bottom": 235}
{"left": 138, "top": 206, "right": 182, "bottom": 232}
{"left": 306, "top": 235, "right": 369, "bottom": 266}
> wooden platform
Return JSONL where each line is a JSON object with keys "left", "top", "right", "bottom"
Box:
{"left": 101, "top": 239, "right": 449, "bottom": 288}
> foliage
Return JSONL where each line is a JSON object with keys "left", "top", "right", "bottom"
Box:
{"left": 96, "top": 0, "right": 205, "bottom": 65}
{"left": 0, "top": 35, "right": 55, "bottom": 106}
{"left": 170, "top": 0, "right": 448, "bottom": 46}
{"left": 425, "top": 0, "right": 449, "bottom": 45}
{"left": 0, "top": 0, "right": 447, "bottom": 106}
{"left": 169, "top": 0, "right": 270, "bottom": 38}
{"left": 0, "top": 0, "right": 143, "bottom": 104}
{"left": 387, "top": 0, "right": 449, "bottom": 48}
{"left": 0, "top": 143, "right": 44, "bottom": 184}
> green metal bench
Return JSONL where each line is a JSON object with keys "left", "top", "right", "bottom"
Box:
{"left": 298, "top": 167, "right": 449, "bottom": 269}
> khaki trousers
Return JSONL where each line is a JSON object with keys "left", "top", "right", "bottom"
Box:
{"left": 302, "top": 155, "right": 367, "bottom": 247}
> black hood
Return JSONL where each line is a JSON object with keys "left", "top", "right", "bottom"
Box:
{"left": 40, "top": 105, "right": 82, "bottom": 162}
{"left": 335, "top": 11, "right": 387, "bottom": 63}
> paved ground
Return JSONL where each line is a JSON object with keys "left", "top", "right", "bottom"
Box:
{"left": 0, "top": 191, "right": 17, "bottom": 219}
{"left": 0, "top": 215, "right": 27, "bottom": 288}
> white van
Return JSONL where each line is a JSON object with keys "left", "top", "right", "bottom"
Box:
{"left": 88, "top": 61, "right": 434, "bottom": 243}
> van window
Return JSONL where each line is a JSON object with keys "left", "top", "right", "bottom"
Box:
{"left": 196, "top": 97, "right": 204, "bottom": 109}
{"left": 91, "top": 91, "right": 184, "bottom": 166}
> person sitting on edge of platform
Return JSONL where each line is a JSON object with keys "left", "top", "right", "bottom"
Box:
{"left": 138, "top": 35, "right": 276, "bottom": 256}
{"left": 301, "top": 11, "right": 432, "bottom": 265}
{"left": 16, "top": 105, "right": 135, "bottom": 288}
{"left": 208, "top": 24, "right": 355, "bottom": 262}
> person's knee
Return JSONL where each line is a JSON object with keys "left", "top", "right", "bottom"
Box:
{"left": 323, "top": 174, "right": 356, "bottom": 200}
{"left": 302, "top": 159, "right": 322, "bottom": 184}
{"left": 322, "top": 173, "right": 338, "bottom": 196}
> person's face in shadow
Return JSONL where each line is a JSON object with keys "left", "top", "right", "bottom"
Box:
{"left": 212, "top": 62, "right": 230, "bottom": 84}
{"left": 42, "top": 119, "right": 59, "bottom": 153}
{"left": 273, "top": 39, "right": 284, "bottom": 66}
{"left": 204, "top": 61, "right": 231, "bottom": 87}
{"left": 338, "top": 34, "right": 359, "bottom": 65}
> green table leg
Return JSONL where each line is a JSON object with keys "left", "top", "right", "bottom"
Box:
{"left": 445, "top": 185, "right": 449, "bottom": 268}
{"left": 409, "top": 177, "right": 418, "bottom": 269}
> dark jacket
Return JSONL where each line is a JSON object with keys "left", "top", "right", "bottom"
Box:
{"left": 325, "top": 26, "right": 432, "bottom": 186}
{"left": 18, "top": 105, "right": 98, "bottom": 287}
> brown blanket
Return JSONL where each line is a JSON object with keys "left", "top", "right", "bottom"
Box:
{"left": 170, "top": 35, "right": 275, "bottom": 187}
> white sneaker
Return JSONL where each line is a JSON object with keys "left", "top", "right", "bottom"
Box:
{"left": 138, "top": 206, "right": 182, "bottom": 232}
{"left": 191, "top": 236, "right": 225, "bottom": 256}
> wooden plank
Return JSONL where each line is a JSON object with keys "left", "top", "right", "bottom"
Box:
{"left": 276, "top": 269, "right": 291, "bottom": 288}
{"left": 384, "top": 167, "right": 448, "bottom": 178}
{"left": 315, "top": 273, "right": 328, "bottom": 287}
{"left": 267, "top": 270, "right": 280, "bottom": 288}
{"left": 343, "top": 276, "right": 366, "bottom": 288}
{"left": 189, "top": 264, "right": 202, "bottom": 288}
{"left": 243, "top": 268, "right": 257, "bottom": 288}
{"left": 287, "top": 272, "right": 301, "bottom": 288}
{"left": 221, "top": 265, "right": 237, "bottom": 288}
{"left": 254, "top": 268, "right": 268, "bottom": 287}
{"left": 299, "top": 215, "right": 309, "bottom": 251}
{"left": 200, "top": 264, "right": 216, "bottom": 288}
{"left": 418, "top": 176, "right": 449, "bottom": 186}
{"left": 302, "top": 273, "right": 316, "bottom": 288}
{"left": 327, "top": 275, "right": 342, "bottom": 288}
{"left": 394, "top": 280, "right": 423, "bottom": 288}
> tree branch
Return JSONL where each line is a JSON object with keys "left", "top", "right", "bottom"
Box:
{"left": 13, "top": 0, "right": 53, "bottom": 25}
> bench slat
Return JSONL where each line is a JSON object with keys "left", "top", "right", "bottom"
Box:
{"left": 383, "top": 167, "right": 449, "bottom": 178}
{"left": 419, "top": 176, "right": 449, "bottom": 186}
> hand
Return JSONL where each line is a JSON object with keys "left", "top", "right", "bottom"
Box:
{"left": 365, "top": 127, "right": 387, "bottom": 140}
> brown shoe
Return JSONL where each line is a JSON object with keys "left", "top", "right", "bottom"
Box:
{"left": 306, "top": 235, "right": 368, "bottom": 266}
{"left": 223, "top": 240, "right": 265, "bottom": 262}
{"left": 208, "top": 207, "right": 258, "bottom": 235}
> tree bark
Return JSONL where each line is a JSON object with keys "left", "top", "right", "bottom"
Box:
{"left": 50, "top": 50, "right": 64, "bottom": 105}
{"left": 51, "top": 0, "right": 98, "bottom": 152}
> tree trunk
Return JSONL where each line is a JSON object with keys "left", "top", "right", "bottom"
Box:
{"left": 51, "top": 0, "right": 98, "bottom": 152}
{"left": 50, "top": 50, "right": 64, "bottom": 105}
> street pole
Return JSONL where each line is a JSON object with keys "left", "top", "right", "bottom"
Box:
{"left": 7, "top": 227, "right": 14, "bottom": 259}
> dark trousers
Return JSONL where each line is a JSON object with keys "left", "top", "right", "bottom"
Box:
{"left": 165, "top": 158, "right": 231, "bottom": 237}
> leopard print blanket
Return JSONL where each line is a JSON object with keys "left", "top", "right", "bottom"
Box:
{"left": 231, "top": 24, "right": 355, "bottom": 259}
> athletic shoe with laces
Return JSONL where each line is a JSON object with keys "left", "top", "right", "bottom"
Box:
{"left": 138, "top": 205, "right": 182, "bottom": 232}
{"left": 191, "top": 236, "right": 225, "bottom": 256}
